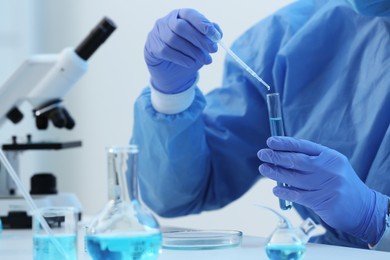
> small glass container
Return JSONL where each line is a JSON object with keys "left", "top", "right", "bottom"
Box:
{"left": 255, "top": 204, "right": 319, "bottom": 260}
{"left": 265, "top": 227, "right": 306, "bottom": 260}
{"left": 162, "top": 230, "right": 242, "bottom": 250}
{"left": 33, "top": 206, "right": 78, "bottom": 260}
{"left": 85, "top": 145, "right": 162, "bottom": 259}
{"left": 265, "top": 218, "right": 318, "bottom": 260}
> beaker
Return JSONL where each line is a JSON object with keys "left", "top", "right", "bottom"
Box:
{"left": 85, "top": 145, "right": 162, "bottom": 259}
{"left": 33, "top": 206, "right": 78, "bottom": 260}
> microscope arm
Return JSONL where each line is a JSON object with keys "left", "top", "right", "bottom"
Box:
{"left": 0, "top": 55, "right": 56, "bottom": 128}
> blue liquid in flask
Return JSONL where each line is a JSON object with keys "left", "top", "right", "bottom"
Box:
{"left": 86, "top": 232, "right": 162, "bottom": 260}
{"left": 33, "top": 234, "right": 77, "bottom": 260}
{"left": 266, "top": 244, "right": 306, "bottom": 260}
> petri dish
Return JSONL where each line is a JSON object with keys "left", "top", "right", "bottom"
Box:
{"left": 162, "top": 230, "right": 243, "bottom": 250}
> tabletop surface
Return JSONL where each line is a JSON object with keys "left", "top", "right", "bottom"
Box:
{"left": 1, "top": 229, "right": 390, "bottom": 259}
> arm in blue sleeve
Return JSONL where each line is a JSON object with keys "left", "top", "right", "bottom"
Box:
{"left": 132, "top": 87, "right": 210, "bottom": 216}
{"left": 133, "top": 81, "right": 269, "bottom": 217}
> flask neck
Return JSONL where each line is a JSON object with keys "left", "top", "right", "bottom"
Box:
{"left": 107, "top": 146, "right": 139, "bottom": 203}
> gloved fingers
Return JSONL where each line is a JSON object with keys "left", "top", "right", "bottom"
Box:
{"left": 144, "top": 34, "right": 197, "bottom": 68}
{"left": 174, "top": 9, "right": 219, "bottom": 53}
{"left": 257, "top": 148, "right": 318, "bottom": 172}
{"left": 212, "top": 22, "right": 223, "bottom": 39}
{"left": 272, "top": 186, "right": 329, "bottom": 209}
{"left": 271, "top": 185, "right": 301, "bottom": 203}
{"left": 259, "top": 163, "right": 320, "bottom": 190}
{"left": 266, "top": 136, "right": 325, "bottom": 156}
{"left": 261, "top": 137, "right": 354, "bottom": 175}
{"left": 157, "top": 24, "right": 213, "bottom": 66}
{"left": 145, "top": 16, "right": 212, "bottom": 68}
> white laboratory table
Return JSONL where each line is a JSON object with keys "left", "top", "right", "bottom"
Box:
{"left": 1, "top": 229, "right": 389, "bottom": 260}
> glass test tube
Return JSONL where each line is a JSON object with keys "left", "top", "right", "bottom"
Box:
{"left": 266, "top": 93, "right": 293, "bottom": 211}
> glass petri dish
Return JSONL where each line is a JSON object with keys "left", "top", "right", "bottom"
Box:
{"left": 162, "top": 230, "right": 243, "bottom": 250}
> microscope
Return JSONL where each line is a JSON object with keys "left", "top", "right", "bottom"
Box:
{"left": 0, "top": 17, "right": 116, "bottom": 228}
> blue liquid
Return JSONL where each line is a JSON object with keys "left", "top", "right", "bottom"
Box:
{"left": 266, "top": 244, "right": 306, "bottom": 260}
{"left": 86, "top": 233, "right": 162, "bottom": 260}
{"left": 269, "top": 117, "right": 292, "bottom": 210}
{"left": 269, "top": 117, "right": 284, "bottom": 136}
{"left": 33, "top": 234, "right": 77, "bottom": 260}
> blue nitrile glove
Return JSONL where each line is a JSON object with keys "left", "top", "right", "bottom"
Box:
{"left": 258, "top": 136, "right": 388, "bottom": 244}
{"left": 144, "top": 9, "right": 222, "bottom": 94}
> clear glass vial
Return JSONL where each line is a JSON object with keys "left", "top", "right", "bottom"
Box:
{"left": 266, "top": 92, "right": 293, "bottom": 211}
{"left": 85, "top": 145, "right": 162, "bottom": 259}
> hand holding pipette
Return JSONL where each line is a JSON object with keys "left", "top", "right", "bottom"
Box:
{"left": 145, "top": 8, "right": 271, "bottom": 95}
{"left": 144, "top": 9, "right": 219, "bottom": 94}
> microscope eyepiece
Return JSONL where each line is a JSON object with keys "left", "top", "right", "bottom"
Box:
{"left": 75, "top": 17, "right": 117, "bottom": 61}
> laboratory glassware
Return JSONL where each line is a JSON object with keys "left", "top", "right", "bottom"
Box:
{"left": 33, "top": 207, "right": 78, "bottom": 260}
{"left": 85, "top": 145, "right": 162, "bottom": 259}
{"left": 255, "top": 204, "right": 319, "bottom": 260}
{"left": 266, "top": 93, "right": 293, "bottom": 210}
{"left": 265, "top": 218, "right": 316, "bottom": 260}
{"left": 0, "top": 150, "right": 68, "bottom": 258}
{"left": 162, "top": 229, "right": 242, "bottom": 250}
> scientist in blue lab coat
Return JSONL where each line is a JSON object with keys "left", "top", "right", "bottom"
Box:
{"left": 132, "top": 0, "right": 390, "bottom": 251}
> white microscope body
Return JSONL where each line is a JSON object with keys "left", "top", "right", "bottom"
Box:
{"left": 0, "top": 17, "right": 116, "bottom": 228}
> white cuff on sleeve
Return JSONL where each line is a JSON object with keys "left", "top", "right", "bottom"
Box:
{"left": 150, "top": 85, "right": 196, "bottom": 115}
{"left": 369, "top": 211, "right": 390, "bottom": 251}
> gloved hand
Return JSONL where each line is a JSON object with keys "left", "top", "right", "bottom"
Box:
{"left": 258, "top": 136, "right": 388, "bottom": 244}
{"left": 144, "top": 9, "right": 222, "bottom": 94}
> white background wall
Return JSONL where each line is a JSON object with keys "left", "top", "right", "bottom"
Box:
{"left": 0, "top": 0, "right": 300, "bottom": 237}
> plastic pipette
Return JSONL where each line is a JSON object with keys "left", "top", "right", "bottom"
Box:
{"left": 208, "top": 29, "right": 271, "bottom": 91}
{"left": 0, "top": 150, "right": 70, "bottom": 259}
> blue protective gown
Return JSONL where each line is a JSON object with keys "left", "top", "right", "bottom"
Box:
{"left": 132, "top": 0, "right": 390, "bottom": 249}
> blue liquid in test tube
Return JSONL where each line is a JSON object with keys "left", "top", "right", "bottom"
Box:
{"left": 266, "top": 93, "right": 293, "bottom": 211}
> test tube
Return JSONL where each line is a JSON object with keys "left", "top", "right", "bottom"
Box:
{"left": 266, "top": 93, "right": 293, "bottom": 211}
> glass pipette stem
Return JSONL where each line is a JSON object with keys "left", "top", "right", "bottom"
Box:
{"left": 0, "top": 150, "right": 70, "bottom": 259}
{"left": 217, "top": 40, "right": 271, "bottom": 91}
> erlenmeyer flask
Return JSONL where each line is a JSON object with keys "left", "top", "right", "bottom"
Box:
{"left": 85, "top": 145, "right": 162, "bottom": 259}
